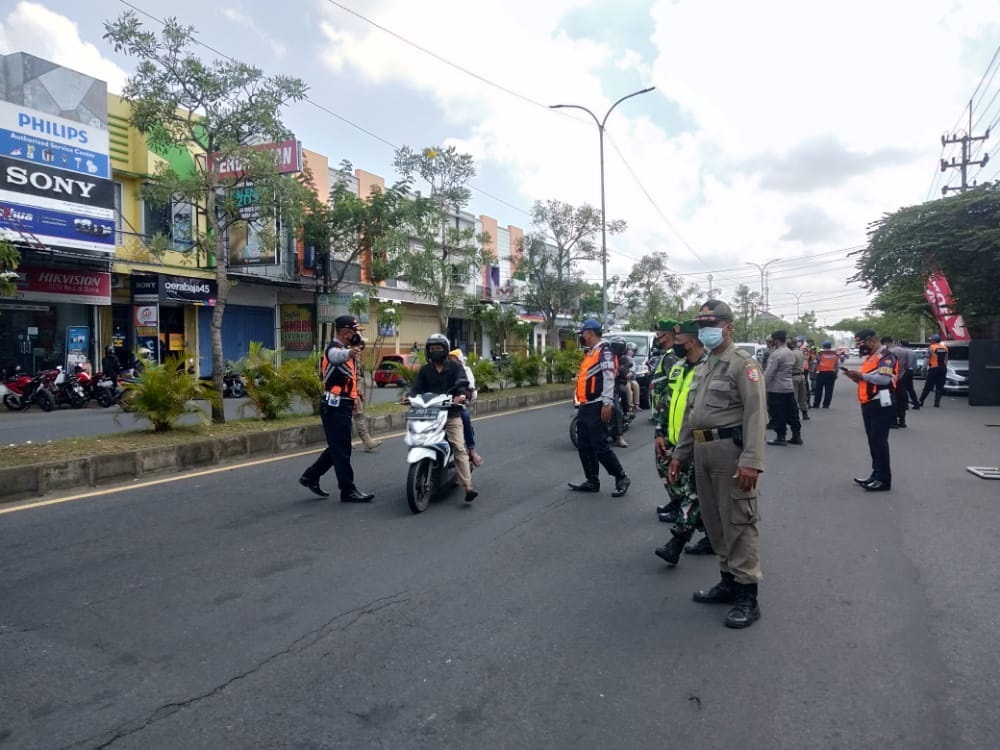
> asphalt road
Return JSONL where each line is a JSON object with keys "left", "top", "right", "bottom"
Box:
{"left": 1, "top": 394, "right": 999, "bottom": 749}
{"left": 0, "top": 381, "right": 411, "bottom": 446}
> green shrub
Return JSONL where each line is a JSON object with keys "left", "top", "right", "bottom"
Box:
{"left": 237, "top": 342, "right": 294, "bottom": 420}
{"left": 553, "top": 349, "right": 583, "bottom": 383}
{"left": 282, "top": 353, "right": 323, "bottom": 415}
{"left": 469, "top": 356, "right": 497, "bottom": 392}
{"left": 507, "top": 353, "right": 542, "bottom": 387}
{"left": 523, "top": 353, "right": 542, "bottom": 386}
{"left": 117, "top": 352, "right": 219, "bottom": 432}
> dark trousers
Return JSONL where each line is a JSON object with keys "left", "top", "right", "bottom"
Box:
{"left": 812, "top": 371, "right": 836, "bottom": 408}
{"left": 302, "top": 401, "right": 355, "bottom": 493}
{"left": 461, "top": 408, "right": 476, "bottom": 449}
{"left": 861, "top": 401, "right": 893, "bottom": 483}
{"left": 920, "top": 367, "right": 946, "bottom": 406}
{"left": 576, "top": 402, "right": 625, "bottom": 481}
{"left": 900, "top": 370, "right": 919, "bottom": 407}
{"left": 766, "top": 391, "right": 800, "bottom": 439}
{"left": 893, "top": 384, "right": 908, "bottom": 426}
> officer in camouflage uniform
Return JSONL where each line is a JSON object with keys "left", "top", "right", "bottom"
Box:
{"left": 648, "top": 319, "right": 679, "bottom": 521}
{"left": 653, "top": 320, "right": 712, "bottom": 566}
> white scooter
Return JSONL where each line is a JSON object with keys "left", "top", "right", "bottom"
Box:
{"left": 403, "top": 390, "right": 469, "bottom": 514}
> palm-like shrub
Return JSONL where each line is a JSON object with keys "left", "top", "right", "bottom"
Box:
{"left": 237, "top": 342, "right": 294, "bottom": 420}
{"left": 283, "top": 353, "right": 324, "bottom": 415}
{"left": 118, "top": 353, "right": 219, "bottom": 432}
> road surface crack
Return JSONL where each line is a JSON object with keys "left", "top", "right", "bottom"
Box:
{"left": 66, "top": 591, "right": 409, "bottom": 750}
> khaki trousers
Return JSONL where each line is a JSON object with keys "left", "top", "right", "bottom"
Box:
{"left": 445, "top": 416, "right": 473, "bottom": 490}
{"left": 693, "top": 439, "right": 762, "bottom": 584}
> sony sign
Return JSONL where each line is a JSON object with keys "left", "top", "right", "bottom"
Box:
{"left": 4, "top": 164, "right": 97, "bottom": 199}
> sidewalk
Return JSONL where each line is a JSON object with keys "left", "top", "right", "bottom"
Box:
{"left": 0, "top": 386, "right": 574, "bottom": 504}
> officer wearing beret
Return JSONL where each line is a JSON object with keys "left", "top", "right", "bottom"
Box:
{"left": 299, "top": 315, "right": 376, "bottom": 502}
{"left": 669, "top": 300, "right": 766, "bottom": 628}
{"left": 650, "top": 319, "right": 680, "bottom": 521}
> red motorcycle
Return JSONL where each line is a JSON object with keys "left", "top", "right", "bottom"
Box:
{"left": 3, "top": 366, "right": 56, "bottom": 412}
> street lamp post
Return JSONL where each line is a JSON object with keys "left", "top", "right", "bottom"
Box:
{"left": 790, "top": 290, "right": 810, "bottom": 320}
{"left": 746, "top": 259, "right": 780, "bottom": 311}
{"left": 551, "top": 87, "right": 656, "bottom": 326}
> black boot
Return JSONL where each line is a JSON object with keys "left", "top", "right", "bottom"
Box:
{"left": 801, "top": 410, "right": 810, "bottom": 421}
{"left": 693, "top": 571, "right": 738, "bottom": 604}
{"left": 724, "top": 582, "right": 761, "bottom": 629}
{"left": 684, "top": 534, "right": 715, "bottom": 555}
{"left": 656, "top": 498, "right": 682, "bottom": 523}
{"left": 767, "top": 435, "right": 787, "bottom": 446}
{"left": 788, "top": 432, "right": 803, "bottom": 445}
{"left": 655, "top": 528, "right": 693, "bottom": 566}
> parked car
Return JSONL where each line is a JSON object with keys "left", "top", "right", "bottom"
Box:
{"left": 735, "top": 342, "right": 766, "bottom": 364}
{"left": 942, "top": 342, "right": 970, "bottom": 395}
{"left": 373, "top": 354, "right": 419, "bottom": 388}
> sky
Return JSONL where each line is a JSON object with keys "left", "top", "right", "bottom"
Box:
{"left": 2, "top": 0, "right": 999, "bottom": 326}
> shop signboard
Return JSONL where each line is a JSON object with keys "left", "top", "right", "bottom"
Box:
{"left": 210, "top": 139, "right": 302, "bottom": 180}
{"left": 2, "top": 265, "right": 111, "bottom": 305}
{"left": 131, "top": 274, "right": 218, "bottom": 306}
{"left": 280, "top": 305, "right": 314, "bottom": 353}
{"left": 134, "top": 305, "right": 160, "bottom": 364}
{"left": 66, "top": 326, "right": 90, "bottom": 369}
{"left": 0, "top": 100, "right": 111, "bottom": 179}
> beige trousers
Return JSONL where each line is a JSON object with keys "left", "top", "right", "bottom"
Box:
{"left": 445, "top": 416, "right": 473, "bottom": 490}
{"left": 693, "top": 439, "right": 762, "bottom": 584}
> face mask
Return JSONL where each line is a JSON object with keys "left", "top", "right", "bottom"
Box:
{"left": 858, "top": 344, "right": 871, "bottom": 356}
{"left": 698, "top": 327, "right": 724, "bottom": 349}
{"left": 427, "top": 348, "right": 447, "bottom": 363}
{"left": 578, "top": 335, "right": 587, "bottom": 347}
{"left": 671, "top": 343, "right": 688, "bottom": 358}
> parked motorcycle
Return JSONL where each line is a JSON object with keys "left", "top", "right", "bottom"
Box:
{"left": 223, "top": 366, "right": 247, "bottom": 398}
{"left": 3, "top": 368, "right": 56, "bottom": 412}
{"left": 51, "top": 366, "right": 87, "bottom": 409}
{"left": 403, "top": 391, "right": 472, "bottom": 514}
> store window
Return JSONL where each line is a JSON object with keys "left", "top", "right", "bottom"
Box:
{"left": 142, "top": 197, "right": 194, "bottom": 253}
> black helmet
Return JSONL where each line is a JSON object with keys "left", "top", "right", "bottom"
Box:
{"left": 106, "top": 345, "right": 115, "bottom": 356}
{"left": 425, "top": 333, "right": 450, "bottom": 363}
{"left": 609, "top": 336, "right": 627, "bottom": 357}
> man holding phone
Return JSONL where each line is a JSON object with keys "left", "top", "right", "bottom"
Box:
{"left": 840, "top": 329, "right": 897, "bottom": 492}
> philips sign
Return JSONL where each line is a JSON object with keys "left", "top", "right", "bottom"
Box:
{"left": 0, "top": 101, "right": 110, "bottom": 179}
{"left": 16, "top": 113, "right": 89, "bottom": 144}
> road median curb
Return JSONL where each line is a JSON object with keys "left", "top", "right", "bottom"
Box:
{"left": 0, "top": 386, "right": 573, "bottom": 504}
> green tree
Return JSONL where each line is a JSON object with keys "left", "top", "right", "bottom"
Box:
{"left": 392, "top": 145, "right": 490, "bottom": 333}
{"left": 0, "top": 239, "right": 20, "bottom": 298}
{"left": 514, "top": 200, "right": 622, "bottom": 345}
{"left": 104, "top": 12, "right": 311, "bottom": 423}
{"left": 621, "top": 251, "right": 683, "bottom": 330}
{"left": 731, "top": 284, "right": 763, "bottom": 341}
{"left": 854, "top": 183, "right": 1000, "bottom": 338}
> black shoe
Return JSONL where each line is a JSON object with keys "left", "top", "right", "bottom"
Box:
{"left": 612, "top": 475, "right": 631, "bottom": 498}
{"left": 341, "top": 489, "right": 375, "bottom": 503}
{"left": 684, "top": 535, "right": 715, "bottom": 555}
{"left": 299, "top": 476, "right": 329, "bottom": 498}
{"left": 724, "top": 583, "right": 761, "bottom": 629}
{"left": 568, "top": 479, "right": 600, "bottom": 492}
{"left": 822, "top": 405, "right": 830, "bottom": 409}
{"left": 464, "top": 488, "right": 479, "bottom": 503}
{"left": 693, "top": 572, "right": 738, "bottom": 604}
{"left": 863, "top": 480, "right": 891, "bottom": 492}
{"left": 654, "top": 534, "right": 688, "bottom": 566}
{"left": 788, "top": 434, "right": 803, "bottom": 445}
{"left": 853, "top": 476, "right": 875, "bottom": 487}
{"left": 933, "top": 403, "right": 940, "bottom": 408}
{"left": 911, "top": 403, "right": 921, "bottom": 410}
{"left": 656, "top": 500, "right": 681, "bottom": 523}
{"left": 802, "top": 412, "right": 810, "bottom": 421}
{"left": 898, "top": 422, "right": 907, "bottom": 428}
{"left": 767, "top": 438, "right": 787, "bottom": 446}
{"left": 890, "top": 423, "right": 900, "bottom": 429}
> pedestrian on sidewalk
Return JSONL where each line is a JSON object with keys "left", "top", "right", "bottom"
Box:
{"left": 842, "top": 329, "right": 897, "bottom": 492}
{"left": 669, "top": 300, "right": 766, "bottom": 629}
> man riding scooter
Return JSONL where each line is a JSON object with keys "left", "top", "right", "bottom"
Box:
{"left": 402, "top": 334, "right": 479, "bottom": 503}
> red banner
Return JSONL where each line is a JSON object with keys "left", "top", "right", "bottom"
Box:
{"left": 209, "top": 139, "right": 302, "bottom": 179}
{"left": 924, "top": 272, "right": 970, "bottom": 341}
{"left": 4, "top": 265, "right": 111, "bottom": 305}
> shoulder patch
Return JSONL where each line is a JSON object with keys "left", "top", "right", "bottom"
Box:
{"left": 746, "top": 364, "right": 760, "bottom": 382}
{"left": 601, "top": 348, "right": 615, "bottom": 361}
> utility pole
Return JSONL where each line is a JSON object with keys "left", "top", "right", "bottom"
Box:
{"left": 707, "top": 273, "right": 716, "bottom": 298}
{"left": 941, "top": 100, "right": 990, "bottom": 195}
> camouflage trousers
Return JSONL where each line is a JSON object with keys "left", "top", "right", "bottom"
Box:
{"left": 655, "top": 448, "right": 703, "bottom": 533}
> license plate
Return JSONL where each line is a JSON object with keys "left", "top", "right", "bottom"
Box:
{"left": 407, "top": 407, "right": 439, "bottom": 420}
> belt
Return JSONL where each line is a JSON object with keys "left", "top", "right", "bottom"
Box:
{"left": 691, "top": 426, "right": 738, "bottom": 443}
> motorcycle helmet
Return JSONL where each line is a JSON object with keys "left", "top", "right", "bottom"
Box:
{"left": 625, "top": 341, "right": 638, "bottom": 355}
{"left": 425, "top": 333, "right": 450, "bottom": 363}
{"left": 609, "top": 336, "right": 627, "bottom": 357}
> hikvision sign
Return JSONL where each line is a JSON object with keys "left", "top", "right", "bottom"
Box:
{"left": 1, "top": 265, "right": 112, "bottom": 305}
{"left": 37, "top": 272, "right": 104, "bottom": 287}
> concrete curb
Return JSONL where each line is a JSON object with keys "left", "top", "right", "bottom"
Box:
{"left": 0, "top": 386, "right": 574, "bottom": 504}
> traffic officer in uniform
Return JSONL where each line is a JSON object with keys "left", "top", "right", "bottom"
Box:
{"left": 649, "top": 319, "right": 679, "bottom": 520}
{"left": 791, "top": 337, "right": 810, "bottom": 421}
{"left": 669, "top": 300, "right": 766, "bottom": 629}
{"left": 811, "top": 340, "right": 840, "bottom": 409}
{"left": 919, "top": 334, "right": 949, "bottom": 408}
{"left": 299, "top": 315, "right": 376, "bottom": 502}
{"left": 842, "top": 329, "right": 897, "bottom": 492}
{"left": 653, "top": 319, "right": 712, "bottom": 565}
{"left": 568, "top": 318, "right": 631, "bottom": 498}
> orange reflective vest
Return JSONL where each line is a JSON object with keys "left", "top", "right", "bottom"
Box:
{"left": 575, "top": 342, "right": 616, "bottom": 404}
{"left": 928, "top": 343, "right": 947, "bottom": 369}
{"left": 857, "top": 349, "right": 897, "bottom": 405}
{"left": 816, "top": 350, "right": 839, "bottom": 373}
{"left": 322, "top": 350, "right": 359, "bottom": 399}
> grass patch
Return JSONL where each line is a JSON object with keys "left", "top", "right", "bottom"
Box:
{"left": 0, "top": 383, "right": 571, "bottom": 468}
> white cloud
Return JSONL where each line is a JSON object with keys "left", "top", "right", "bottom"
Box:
{"left": 220, "top": 6, "right": 287, "bottom": 60}
{"left": 0, "top": 1, "right": 129, "bottom": 94}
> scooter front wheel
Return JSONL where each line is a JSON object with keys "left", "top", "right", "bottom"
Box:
{"left": 406, "top": 458, "right": 434, "bottom": 514}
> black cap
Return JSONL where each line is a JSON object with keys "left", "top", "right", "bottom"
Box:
{"left": 335, "top": 315, "right": 362, "bottom": 331}
{"left": 771, "top": 329, "right": 787, "bottom": 342}
{"left": 854, "top": 329, "right": 876, "bottom": 341}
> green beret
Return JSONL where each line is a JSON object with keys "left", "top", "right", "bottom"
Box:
{"left": 675, "top": 319, "right": 699, "bottom": 334}
{"left": 655, "top": 318, "right": 679, "bottom": 332}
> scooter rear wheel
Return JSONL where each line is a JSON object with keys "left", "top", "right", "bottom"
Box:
{"left": 569, "top": 415, "right": 579, "bottom": 449}
{"left": 406, "top": 459, "right": 433, "bottom": 514}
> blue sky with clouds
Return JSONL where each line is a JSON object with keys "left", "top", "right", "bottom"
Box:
{"left": 3, "top": 0, "right": 999, "bottom": 324}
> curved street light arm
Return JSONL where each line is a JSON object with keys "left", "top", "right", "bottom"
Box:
{"left": 602, "top": 86, "right": 656, "bottom": 129}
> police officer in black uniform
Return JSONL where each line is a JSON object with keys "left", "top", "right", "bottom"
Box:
{"left": 299, "top": 315, "right": 375, "bottom": 502}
